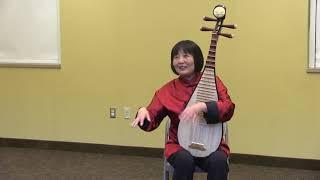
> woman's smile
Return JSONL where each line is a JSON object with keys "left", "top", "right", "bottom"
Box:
{"left": 172, "top": 51, "right": 195, "bottom": 78}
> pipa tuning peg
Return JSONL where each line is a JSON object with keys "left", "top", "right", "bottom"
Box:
{"left": 203, "top": 16, "right": 217, "bottom": 21}
{"left": 200, "top": 27, "right": 214, "bottom": 31}
{"left": 220, "top": 24, "right": 237, "bottom": 29}
{"left": 218, "top": 33, "right": 234, "bottom": 38}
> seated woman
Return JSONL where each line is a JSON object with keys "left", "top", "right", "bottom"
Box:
{"left": 131, "top": 40, "right": 235, "bottom": 180}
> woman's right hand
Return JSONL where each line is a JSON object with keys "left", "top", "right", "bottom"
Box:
{"left": 131, "top": 107, "right": 151, "bottom": 128}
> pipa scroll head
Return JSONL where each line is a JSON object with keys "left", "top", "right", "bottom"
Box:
{"left": 200, "top": 4, "right": 236, "bottom": 39}
{"left": 213, "top": 4, "right": 226, "bottom": 19}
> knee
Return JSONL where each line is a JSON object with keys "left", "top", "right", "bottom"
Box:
{"left": 207, "top": 151, "right": 229, "bottom": 171}
{"left": 168, "top": 150, "right": 195, "bottom": 171}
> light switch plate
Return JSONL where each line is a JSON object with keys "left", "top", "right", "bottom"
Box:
{"left": 123, "top": 106, "right": 131, "bottom": 119}
{"left": 110, "top": 108, "right": 116, "bottom": 118}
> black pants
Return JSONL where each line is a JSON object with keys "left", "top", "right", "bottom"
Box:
{"left": 167, "top": 149, "right": 229, "bottom": 180}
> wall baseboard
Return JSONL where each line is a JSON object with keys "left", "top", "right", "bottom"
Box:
{"left": 0, "top": 137, "right": 319, "bottom": 170}
{"left": 229, "top": 153, "right": 320, "bottom": 170}
{"left": 0, "top": 137, "right": 163, "bottom": 158}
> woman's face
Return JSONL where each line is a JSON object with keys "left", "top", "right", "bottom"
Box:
{"left": 172, "top": 50, "right": 195, "bottom": 79}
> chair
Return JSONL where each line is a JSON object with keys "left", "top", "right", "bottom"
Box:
{"left": 163, "top": 120, "right": 229, "bottom": 180}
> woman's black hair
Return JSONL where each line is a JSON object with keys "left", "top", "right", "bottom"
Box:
{"left": 170, "top": 40, "right": 204, "bottom": 75}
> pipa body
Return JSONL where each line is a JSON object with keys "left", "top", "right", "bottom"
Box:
{"left": 178, "top": 4, "right": 235, "bottom": 157}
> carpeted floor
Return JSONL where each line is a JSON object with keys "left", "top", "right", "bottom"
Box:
{"left": 0, "top": 147, "right": 319, "bottom": 180}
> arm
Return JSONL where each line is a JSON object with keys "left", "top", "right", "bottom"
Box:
{"left": 131, "top": 92, "right": 168, "bottom": 131}
{"left": 203, "top": 76, "right": 235, "bottom": 124}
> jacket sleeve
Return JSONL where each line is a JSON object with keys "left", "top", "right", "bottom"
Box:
{"left": 203, "top": 76, "right": 235, "bottom": 124}
{"left": 138, "top": 91, "right": 168, "bottom": 131}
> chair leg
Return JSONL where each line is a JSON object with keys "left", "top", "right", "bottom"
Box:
{"left": 166, "top": 171, "right": 170, "bottom": 180}
{"left": 163, "top": 170, "right": 170, "bottom": 180}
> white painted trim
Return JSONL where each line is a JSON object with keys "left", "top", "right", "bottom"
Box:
{"left": 309, "top": 0, "right": 320, "bottom": 71}
{"left": 309, "top": 0, "right": 316, "bottom": 69}
{"left": 56, "top": 0, "right": 62, "bottom": 67}
{"left": 0, "top": 59, "right": 61, "bottom": 68}
{"left": 307, "top": 68, "right": 320, "bottom": 72}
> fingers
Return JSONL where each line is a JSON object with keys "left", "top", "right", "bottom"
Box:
{"left": 146, "top": 112, "right": 151, "bottom": 122}
{"left": 179, "top": 111, "right": 188, "bottom": 121}
{"left": 179, "top": 107, "right": 198, "bottom": 121}
{"left": 139, "top": 118, "right": 144, "bottom": 126}
{"left": 131, "top": 119, "right": 137, "bottom": 128}
{"left": 179, "top": 107, "right": 190, "bottom": 120}
{"left": 139, "top": 111, "right": 151, "bottom": 126}
{"left": 131, "top": 108, "right": 150, "bottom": 128}
{"left": 131, "top": 119, "right": 140, "bottom": 128}
{"left": 131, "top": 115, "right": 143, "bottom": 128}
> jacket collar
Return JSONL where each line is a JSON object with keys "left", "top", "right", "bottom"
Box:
{"left": 178, "top": 72, "right": 201, "bottom": 87}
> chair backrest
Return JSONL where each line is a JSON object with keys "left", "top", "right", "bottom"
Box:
{"left": 164, "top": 119, "right": 170, "bottom": 144}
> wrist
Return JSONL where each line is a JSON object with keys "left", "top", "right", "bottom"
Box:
{"left": 196, "top": 102, "right": 207, "bottom": 113}
{"left": 138, "top": 107, "right": 146, "bottom": 112}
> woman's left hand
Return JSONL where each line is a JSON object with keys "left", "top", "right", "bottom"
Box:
{"left": 179, "top": 102, "right": 207, "bottom": 121}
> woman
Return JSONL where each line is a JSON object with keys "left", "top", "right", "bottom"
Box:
{"left": 131, "top": 40, "right": 235, "bottom": 180}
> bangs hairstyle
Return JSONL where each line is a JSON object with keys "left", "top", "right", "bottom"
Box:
{"left": 170, "top": 40, "right": 204, "bottom": 75}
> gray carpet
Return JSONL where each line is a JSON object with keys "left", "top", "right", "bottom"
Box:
{"left": 0, "top": 147, "right": 319, "bottom": 180}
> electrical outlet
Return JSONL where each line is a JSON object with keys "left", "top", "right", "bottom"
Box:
{"left": 123, "top": 106, "right": 131, "bottom": 119}
{"left": 110, "top": 107, "right": 116, "bottom": 118}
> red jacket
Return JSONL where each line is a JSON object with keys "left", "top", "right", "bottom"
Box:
{"left": 139, "top": 73, "right": 235, "bottom": 158}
